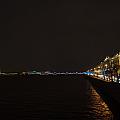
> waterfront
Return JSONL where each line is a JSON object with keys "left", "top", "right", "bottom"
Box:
{"left": 0, "top": 75, "right": 113, "bottom": 120}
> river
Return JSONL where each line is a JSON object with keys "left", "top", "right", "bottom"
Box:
{"left": 0, "top": 75, "right": 113, "bottom": 119}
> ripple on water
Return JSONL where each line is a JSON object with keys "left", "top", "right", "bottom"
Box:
{"left": 86, "top": 82, "right": 113, "bottom": 120}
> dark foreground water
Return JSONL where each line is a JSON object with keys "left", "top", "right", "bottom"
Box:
{"left": 0, "top": 75, "right": 113, "bottom": 120}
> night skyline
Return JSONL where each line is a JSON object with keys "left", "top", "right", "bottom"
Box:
{"left": 0, "top": 0, "right": 120, "bottom": 72}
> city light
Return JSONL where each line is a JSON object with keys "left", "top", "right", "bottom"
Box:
{"left": 86, "top": 51, "right": 120, "bottom": 83}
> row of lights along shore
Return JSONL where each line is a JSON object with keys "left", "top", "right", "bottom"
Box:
{"left": 86, "top": 52, "right": 120, "bottom": 83}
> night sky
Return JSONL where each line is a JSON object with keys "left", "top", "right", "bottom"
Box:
{"left": 0, "top": 0, "right": 120, "bottom": 72}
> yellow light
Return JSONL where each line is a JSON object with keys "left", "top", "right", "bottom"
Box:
{"left": 105, "top": 64, "right": 108, "bottom": 67}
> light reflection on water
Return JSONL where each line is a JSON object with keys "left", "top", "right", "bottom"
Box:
{"left": 0, "top": 75, "right": 114, "bottom": 119}
{"left": 86, "top": 82, "right": 113, "bottom": 120}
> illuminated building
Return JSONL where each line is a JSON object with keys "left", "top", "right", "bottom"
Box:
{"left": 88, "top": 51, "right": 120, "bottom": 83}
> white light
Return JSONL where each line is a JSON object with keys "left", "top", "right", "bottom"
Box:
{"left": 105, "top": 64, "right": 108, "bottom": 67}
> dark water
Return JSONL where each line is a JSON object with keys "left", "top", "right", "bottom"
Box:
{"left": 0, "top": 75, "right": 113, "bottom": 120}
